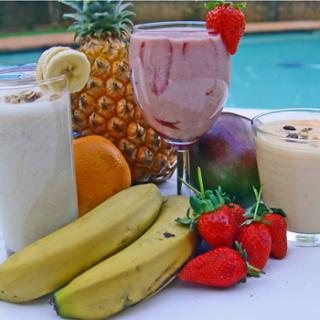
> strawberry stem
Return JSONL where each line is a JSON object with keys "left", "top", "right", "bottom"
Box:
{"left": 252, "top": 186, "right": 263, "bottom": 221}
{"left": 252, "top": 186, "right": 287, "bottom": 218}
{"left": 253, "top": 185, "right": 259, "bottom": 201}
{"left": 178, "top": 177, "right": 200, "bottom": 195}
{"left": 197, "top": 167, "right": 205, "bottom": 199}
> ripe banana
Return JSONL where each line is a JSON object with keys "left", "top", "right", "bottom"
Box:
{"left": 0, "top": 184, "right": 162, "bottom": 303}
{"left": 53, "top": 195, "right": 198, "bottom": 320}
{"left": 36, "top": 47, "right": 90, "bottom": 93}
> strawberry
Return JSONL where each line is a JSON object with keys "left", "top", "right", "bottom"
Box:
{"left": 205, "top": 1, "right": 246, "bottom": 54}
{"left": 176, "top": 168, "right": 236, "bottom": 248}
{"left": 229, "top": 203, "right": 246, "bottom": 226}
{"left": 263, "top": 212, "right": 287, "bottom": 259}
{"left": 236, "top": 187, "right": 272, "bottom": 269}
{"left": 205, "top": 4, "right": 225, "bottom": 34}
{"left": 197, "top": 204, "right": 237, "bottom": 248}
{"left": 179, "top": 244, "right": 261, "bottom": 288}
{"left": 236, "top": 222, "right": 271, "bottom": 270}
{"left": 179, "top": 247, "right": 245, "bottom": 287}
{"left": 244, "top": 187, "right": 287, "bottom": 260}
{"left": 220, "top": 4, "right": 246, "bottom": 54}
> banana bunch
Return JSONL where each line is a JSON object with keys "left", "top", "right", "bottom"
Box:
{"left": 54, "top": 196, "right": 198, "bottom": 320}
{"left": 0, "top": 184, "right": 162, "bottom": 302}
{"left": 36, "top": 46, "right": 90, "bottom": 93}
{"left": 0, "top": 188, "right": 198, "bottom": 319}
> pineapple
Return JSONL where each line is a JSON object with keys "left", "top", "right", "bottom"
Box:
{"left": 62, "top": 0, "right": 176, "bottom": 182}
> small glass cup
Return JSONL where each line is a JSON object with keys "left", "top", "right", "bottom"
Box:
{"left": 129, "top": 21, "right": 230, "bottom": 194}
{"left": 252, "top": 109, "right": 320, "bottom": 246}
{"left": 0, "top": 71, "right": 78, "bottom": 254}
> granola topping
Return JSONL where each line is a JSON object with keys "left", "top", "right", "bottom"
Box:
{"left": 262, "top": 120, "right": 320, "bottom": 148}
{"left": 299, "top": 130, "right": 309, "bottom": 140}
{"left": 3, "top": 90, "right": 42, "bottom": 104}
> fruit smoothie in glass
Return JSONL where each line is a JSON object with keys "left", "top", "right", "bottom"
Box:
{"left": 0, "top": 75, "right": 78, "bottom": 253}
{"left": 130, "top": 25, "right": 230, "bottom": 146}
{"left": 253, "top": 109, "right": 320, "bottom": 246}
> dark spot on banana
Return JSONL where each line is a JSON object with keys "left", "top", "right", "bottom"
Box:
{"left": 163, "top": 232, "right": 175, "bottom": 238}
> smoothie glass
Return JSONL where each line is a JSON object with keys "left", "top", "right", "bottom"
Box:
{"left": 252, "top": 109, "right": 320, "bottom": 246}
{"left": 130, "top": 22, "right": 230, "bottom": 194}
{"left": 0, "top": 72, "right": 78, "bottom": 253}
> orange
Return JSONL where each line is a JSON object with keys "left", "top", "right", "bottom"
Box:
{"left": 73, "top": 135, "right": 131, "bottom": 216}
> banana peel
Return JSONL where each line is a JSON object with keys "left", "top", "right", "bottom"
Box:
{"left": 53, "top": 195, "right": 198, "bottom": 320}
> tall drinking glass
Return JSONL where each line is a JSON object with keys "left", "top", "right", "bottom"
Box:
{"left": 0, "top": 71, "right": 78, "bottom": 254}
{"left": 129, "top": 21, "right": 230, "bottom": 194}
{"left": 253, "top": 109, "right": 320, "bottom": 246}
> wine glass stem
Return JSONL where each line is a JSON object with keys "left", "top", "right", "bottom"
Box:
{"left": 177, "top": 149, "right": 191, "bottom": 196}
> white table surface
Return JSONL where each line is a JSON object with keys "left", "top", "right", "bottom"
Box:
{"left": 1, "top": 108, "right": 319, "bottom": 320}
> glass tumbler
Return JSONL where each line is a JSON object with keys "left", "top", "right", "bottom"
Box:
{"left": 0, "top": 72, "right": 78, "bottom": 253}
{"left": 252, "top": 109, "right": 320, "bottom": 246}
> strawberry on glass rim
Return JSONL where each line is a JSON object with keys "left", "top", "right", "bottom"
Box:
{"left": 206, "top": 0, "right": 246, "bottom": 54}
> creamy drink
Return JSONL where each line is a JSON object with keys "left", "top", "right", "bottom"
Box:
{"left": 130, "top": 28, "right": 230, "bottom": 145}
{"left": 253, "top": 110, "right": 320, "bottom": 245}
{"left": 0, "top": 77, "right": 78, "bottom": 252}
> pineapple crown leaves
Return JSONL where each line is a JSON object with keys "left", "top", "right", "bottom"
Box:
{"left": 205, "top": 0, "right": 246, "bottom": 11}
{"left": 61, "top": 0, "right": 135, "bottom": 39}
{"left": 240, "top": 186, "right": 287, "bottom": 227}
{"left": 175, "top": 167, "right": 232, "bottom": 230}
{"left": 234, "top": 241, "right": 263, "bottom": 279}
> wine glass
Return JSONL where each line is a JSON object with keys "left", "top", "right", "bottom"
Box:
{"left": 129, "top": 21, "right": 230, "bottom": 194}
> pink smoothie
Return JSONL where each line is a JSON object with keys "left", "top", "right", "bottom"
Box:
{"left": 130, "top": 28, "right": 230, "bottom": 145}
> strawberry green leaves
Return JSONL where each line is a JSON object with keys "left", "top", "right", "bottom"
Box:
{"left": 205, "top": 0, "right": 246, "bottom": 11}
{"left": 176, "top": 167, "right": 231, "bottom": 230}
{"left": 205, "top": 0, "right": 225, "bottom": 11}
{"left": 240, "top": 186, "right": 287, "bottom": 227}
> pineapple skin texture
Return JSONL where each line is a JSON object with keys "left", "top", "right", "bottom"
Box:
{"left": 71, "top": 36, "right": 176, "bottom": 183}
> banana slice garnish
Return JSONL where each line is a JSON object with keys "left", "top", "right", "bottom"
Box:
{"left": 36, "top": 47, "right": 70, "bottom": 82}
{"left": 36, "top": 47, "right": 90, "bottom": 94}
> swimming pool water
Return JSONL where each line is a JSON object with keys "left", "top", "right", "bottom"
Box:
{"left": 0, "top": 50, "right": 41, "bottom": 67}
{"left": 0, "top": 31, "right": 319, "bottom": 109}
{"left": 229, "top": 31, "right": 320, "bottom": 109}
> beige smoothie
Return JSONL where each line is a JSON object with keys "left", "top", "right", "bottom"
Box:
{"left": 130, "top": 29, "right": 230, "bottom": 145}
{"left": 0, "top": 88, "right": 78, "bottom": 252}
{"left": 255, "top": 119, "right": 320, "bottom": 234}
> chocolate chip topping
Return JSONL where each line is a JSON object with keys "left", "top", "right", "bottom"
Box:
{"left": 283, "top": 125, "right": 296, "bottom": 131}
